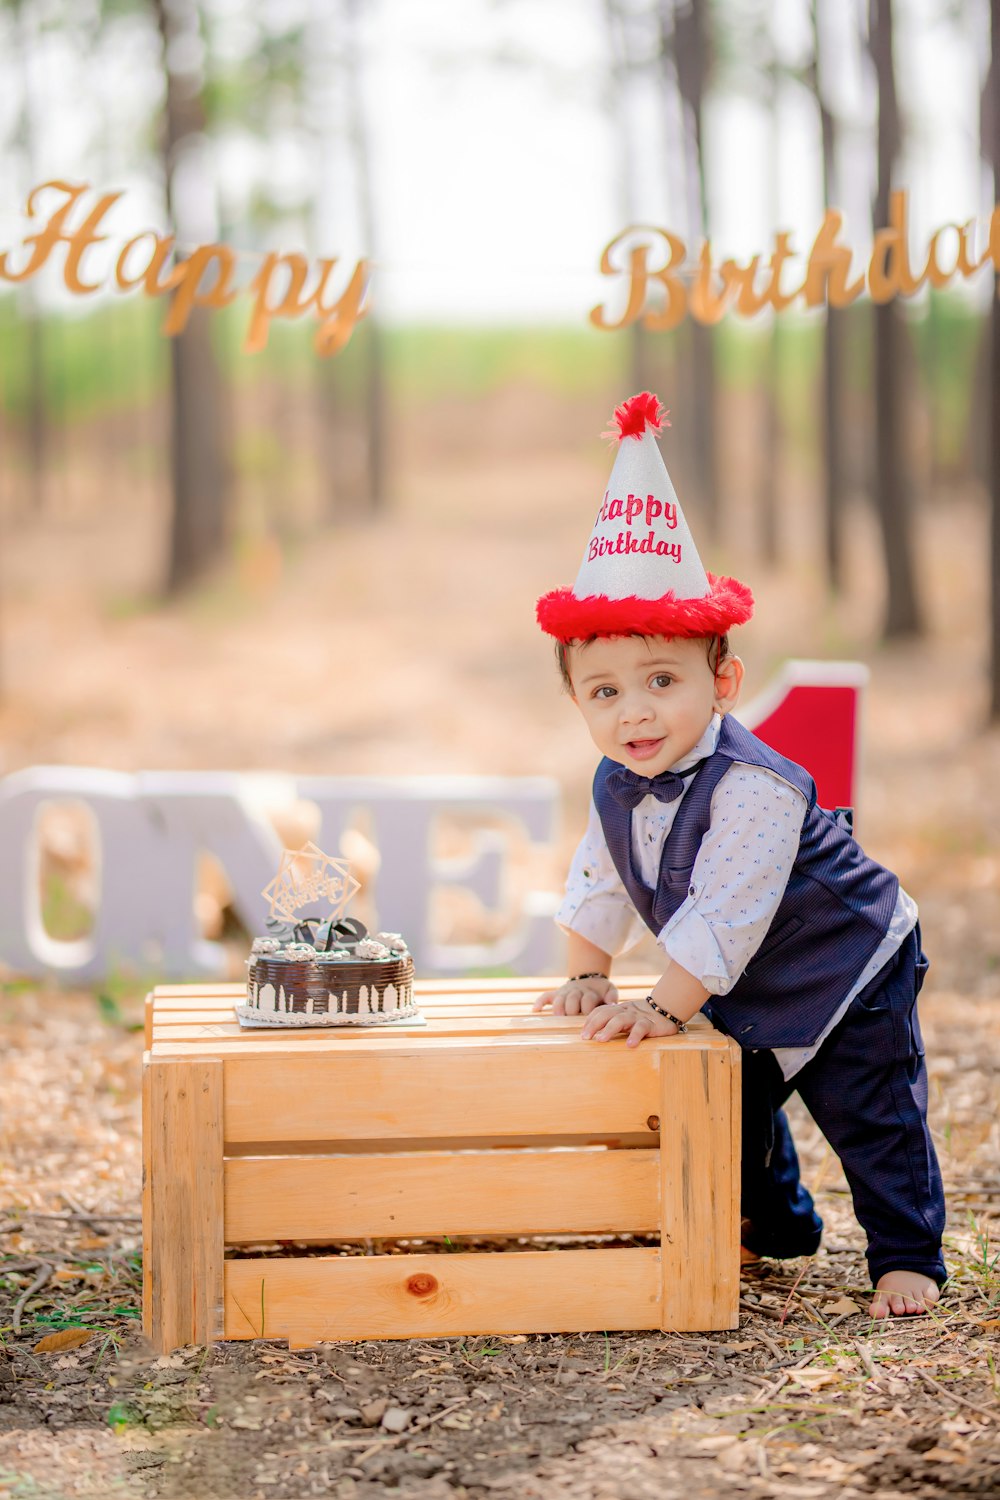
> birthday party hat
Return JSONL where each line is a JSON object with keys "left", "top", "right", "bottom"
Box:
{"left": 536, "top": 392, "right": 753, "bottom": 641}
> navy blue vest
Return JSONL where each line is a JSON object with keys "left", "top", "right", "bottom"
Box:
{"left": 593, "top": 715, "right": 899, "bottom": 1049}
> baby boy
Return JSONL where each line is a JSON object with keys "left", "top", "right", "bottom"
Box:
{"left": 534, "top": 393, "right": 945, "bottom": 1320}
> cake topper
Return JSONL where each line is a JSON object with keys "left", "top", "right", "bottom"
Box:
{"left": 261, "top": 841, "right": 361, "bottom": 923}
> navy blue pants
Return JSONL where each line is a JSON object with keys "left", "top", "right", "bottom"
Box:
{"left": 738, "top": 926, "right": 946, "bottom": 1287}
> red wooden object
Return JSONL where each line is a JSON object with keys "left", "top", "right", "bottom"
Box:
{"left": 737, "top": 661, "right": 867, "bottom": 814}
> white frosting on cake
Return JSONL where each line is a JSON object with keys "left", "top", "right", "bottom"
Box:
{"left": 240, "top": 928, "right": 416, "bottom": 1028}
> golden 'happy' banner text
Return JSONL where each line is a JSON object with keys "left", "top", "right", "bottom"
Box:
{"left": 0, "top": 180, "right": 371, "bottom": 357}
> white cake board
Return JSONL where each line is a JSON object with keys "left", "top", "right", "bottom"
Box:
{"left": 235, "top": 1004, "right": 426, "bottom": 1030}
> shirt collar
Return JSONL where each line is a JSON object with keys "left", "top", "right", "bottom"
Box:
{"left": 671, "top": 712, "right": 722, "bottom": 774}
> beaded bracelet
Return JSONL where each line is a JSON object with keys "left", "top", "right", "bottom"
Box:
{"left": 569, "top": 972, "right": 608, "bottom": 982}
{"left": 641, "top": 994, "right": 688, "bottom": 1032}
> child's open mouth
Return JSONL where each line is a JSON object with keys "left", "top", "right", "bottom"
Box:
{"left": 626, "top": 737, "right": 665, "bottom": 761}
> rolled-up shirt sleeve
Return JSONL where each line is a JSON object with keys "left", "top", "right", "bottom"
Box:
{"left": 555, "top": 800, "right": 649, "bottom": 956}
{"left": 658, "top": 766, "right": 808, "bottom": 994}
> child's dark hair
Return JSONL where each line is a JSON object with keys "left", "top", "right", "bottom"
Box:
{"left": 555, "top": 633, "right": 730, "bottom": 693}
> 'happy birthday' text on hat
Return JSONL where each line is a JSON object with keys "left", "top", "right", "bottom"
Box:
{"left": 536, "top": 392, "right": 754, "bottom": 644}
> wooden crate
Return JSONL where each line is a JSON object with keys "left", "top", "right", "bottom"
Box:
{"left": 142, "top": 978, "right": 741, "bottom": 1350}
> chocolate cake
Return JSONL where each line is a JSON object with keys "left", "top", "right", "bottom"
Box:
{"left": 237, "top": 918, "right": 417, "bottom": 1028}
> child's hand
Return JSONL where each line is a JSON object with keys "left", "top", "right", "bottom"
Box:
{"left": 533, "top": 976, "right": 618, "bottom": 1015}
{"left": 581, "top": 1001, "right": 680, "bottom": 1048}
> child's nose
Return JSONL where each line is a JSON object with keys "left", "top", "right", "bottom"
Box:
{"left": 619, "top": 690, "right": 653, "bottom": 725}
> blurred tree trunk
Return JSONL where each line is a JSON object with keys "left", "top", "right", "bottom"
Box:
{"left": 989, "top": 0, "right": 1000, "bottom": 719}
{"left": 152, "top": 0, "right": 230, "bottom": 594}
{"left": 12, "top": 0, "right": 47, "bottom": 515}
{"left": 344, "top": 0, "right": 385, "bottom": 515}
{"left": 967, "top": 299, "right": 991, "bottom": 489}
{"left": 22, "top": 302, "right": 46, "bottom": 517}
{"left": 759, "top": 45, "right": 781, "bottom": 570}
{"left": 869, "top": 0, "right": 922, "bottom": 637}
{"left": 812, "top": 0, "right": 845, "bottom": 592}
{"left": 671, "top": 0, "right": 718, "bottom": 538}
{"left": 604, "top": 0, "right": 655, "bottom": 396}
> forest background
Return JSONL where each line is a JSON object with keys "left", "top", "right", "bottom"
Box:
{"left": 1, "top": 3, "right": 999, "bottom": 1500}
{"left": 2, "top": 0, "right": 1000, "bottom": 963}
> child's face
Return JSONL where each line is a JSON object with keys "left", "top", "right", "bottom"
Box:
{"left": 565, "top": 634, "right": 743, "bottom": 775}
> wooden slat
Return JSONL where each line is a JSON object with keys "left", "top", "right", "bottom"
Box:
{"left": 658, "top": 1045, "right": 741, "bottom": 1332}
{"left": 152, "top": 1019, "right": 724, "bottom": 1051}
{"left": 157, "top": 1033, "right": 593, "bottom": 1058}
{"left": 155, "top": 1028, "right": 729, "bottom": 1062}
{"left": 155, "top": 976, "right": 657, "bottom": 1000}
{"left": 224, "top": 1148, "right": 659, "bottom": 1241}
{"left": 153, "top": 980, "right": 548, "bottom": 1002}
{"left": 154, "top": 984, "right": 250, "bottom": 999}
{"left": 144, "top": 1057, "right": 225, "bottom": 1351}
{"left": 150, "top": 981, "right": 662, "bottom": 1012}
{"left": 150, "top": 978, "right": 665, "bottom": 1002}
{"left": 224, "top": 1247, "right": 660, "bottom": 1341}
{"left": 153, "top": 1002, "right": 572, "bottom": 1022}
{"left": 151, "top": 1014, "right": 541, "bottom": 1035}
{"left": 224, "top": 1131, "right": 656, "bottom": 1155}
{"left": 154, "top": 1014, "right": 593, "bottom": 1043}
{"left": 223, "top": 1045, "right": 663, "bottom": 1142}
{"left": 151, "top": 997, "right": 589, "bottom": 1018}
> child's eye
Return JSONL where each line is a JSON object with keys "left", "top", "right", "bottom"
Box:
{"left": 592, "top": 685, "right": 617, "bottom": 700}
{"left": 650, "top": 673, "right": 673, "bottom": 689}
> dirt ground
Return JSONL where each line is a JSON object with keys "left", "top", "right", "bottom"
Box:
{"left": 1, "top": 983, "right": 998, "bottom": 1500}
{"left": 1, "top": 394, "right": 999, "bottom": 1497}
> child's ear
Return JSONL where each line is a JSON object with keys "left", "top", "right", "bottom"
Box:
{"left": 714, "top": 654, "right": 744, "bottom": 714}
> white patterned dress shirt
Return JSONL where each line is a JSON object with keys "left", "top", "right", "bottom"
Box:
{"left": 555, "top": 713, "right": 917, "bottom": 1079}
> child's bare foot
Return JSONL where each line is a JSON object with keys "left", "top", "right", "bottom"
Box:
{"left": 869, "top": 1271, "right": 940, "bottom": 1319}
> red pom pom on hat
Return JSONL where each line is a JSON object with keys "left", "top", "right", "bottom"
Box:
{"left": 603, "top": 391, "right": 670, "bottom": 442}
{"left": 537, "top": 391, "right": 753, "bottom": 643}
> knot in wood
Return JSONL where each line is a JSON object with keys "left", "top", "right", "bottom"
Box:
{"left": 646, "top": 1114, "right": 660, "bottom": 1131}
{"left": 406, "top": 1273, "right": 438, "bottom": 1299}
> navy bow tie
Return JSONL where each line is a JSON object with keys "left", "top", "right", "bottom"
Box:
{"left": 604, "top": 757, "right": 707, "bottom": 810}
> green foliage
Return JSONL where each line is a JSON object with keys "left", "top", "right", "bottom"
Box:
{"left": 0, "top": 291, "right": 985, "bottom": 483}
{"left": 911, "top": 291, "right": 983, "bottom": 470}
{"left": 966, "top": 1211, "right": 999, "bottom": 1306}
{"left": 40, "top": 872, "right": 93, "bottom": 943}
{"left": 388, "top": 325, "right": 627, "bottom": 400}
{"left": 96, "top": 990, "right": 144, "bottom": 1033}
{"left": 94, "top": 968, "right": 152, "bottom": 1016}
{"left": 0, "top": 296, "right": 166, "bottom": 422}
{"left": 107, "top": 1400, "right": 140, "bottom": 1432}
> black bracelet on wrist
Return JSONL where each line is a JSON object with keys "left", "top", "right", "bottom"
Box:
{"left": 642, "top": 994, "right": 688, "bottom": 1031}
{"left": 570, "top": 972, "right": 608, "bottom": 982}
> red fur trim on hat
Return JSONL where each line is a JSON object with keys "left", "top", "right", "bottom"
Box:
{"left": 603, "top": 391, "right": 671, "bottom": 442}
{"left": 535, "top": 576, "right": 754, "bottom": 642}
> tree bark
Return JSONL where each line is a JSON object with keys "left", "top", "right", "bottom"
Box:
{"left": 344, "top": 0, "right": 385, "bottom": 515}
{"left": 761, "top": 319, "right": 780, "bottom": 568}
{"left": 812, "top": 0, "right": 845, "bottom": 591}
{"left": 605, "top": 0, "right": 657, "bottom": 397}
{"left": 671, "top": 0, "right": 718, "bottom": 537}
{"left": 152, "top": 0, "right": 230, "bottom": 593}
{"left": 989, "top": 0, "right": 1000, "bottom": 719}
{"left": 869, "top": 0, "right": 922, "bottom": 637}
{"left": 760, "top": 40, "right": 782, "bottom": 570}
{"left": 13, "top": 0, "right": 47, "bottom": 516}
{"left": 166, "top": 312, "right": 228, "bottom": 591}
